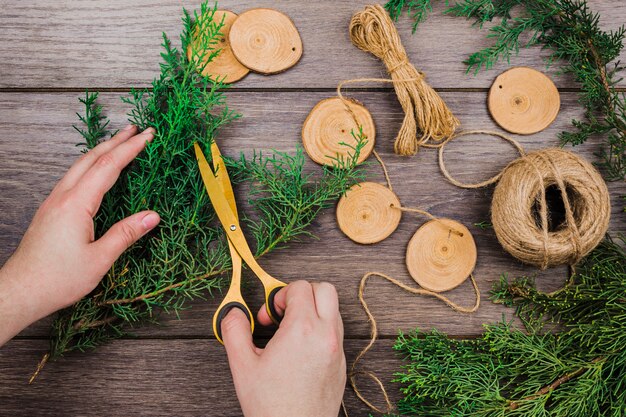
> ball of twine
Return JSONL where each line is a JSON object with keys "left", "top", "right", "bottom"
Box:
{"left": 491, "top": 148, "right": 610, "bottom": 269}
{"left": 349, "top": 5, "right": 459, "bottom": 156}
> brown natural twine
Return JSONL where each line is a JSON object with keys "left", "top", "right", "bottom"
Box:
{"left": 349, "top": 5, "right": 460, "bottom": 156}
{"left": 346, "top": 149, "right": 479, "bottom": 415}
{"left": 350, "top": 272, "right": 481, "bottom": 414}
{"left": 438, "top": 131, "right": 611, "bottom": 269}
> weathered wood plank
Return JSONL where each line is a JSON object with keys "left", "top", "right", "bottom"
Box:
{"left": 2, "top": 91, "right": 623, "bottom": 341}
{"left": 0, "top": 338, "right": 401, "bottom": 417}
{"left": 0, "top": 0, "right": 624, "bottom": 89}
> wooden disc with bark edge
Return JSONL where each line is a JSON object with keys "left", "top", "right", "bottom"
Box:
{"left": 186, "top": 10, "right": 250, "bottom": 84}
{"left": 406, "top": 219, "right": 477, "bottom": 292}
{"left": 488, "top": 67, "right": 560, "bottom": 135}
{"left": 229, "top": 8, "right": 303, "bottom": 74}
{"left": 337, "top": 182, "right": 401, "bottom": 244}
{"left": 302, "top": 97, "right": 375, "bottom": 166}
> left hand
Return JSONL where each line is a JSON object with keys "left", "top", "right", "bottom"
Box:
{"left": 0, "top": 125, "right": 160, "bottom": 346}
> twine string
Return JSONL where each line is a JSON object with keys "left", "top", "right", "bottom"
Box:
{"left": 350, "top": 271, "right": 481, "bottom": 414}
{"left": 438, "top": 130, "right": 526, "bottom": 188}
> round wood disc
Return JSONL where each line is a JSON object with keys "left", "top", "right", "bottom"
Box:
{"left": 488, "top": 67, "right": 560, "bottom": 135}
{"left": 186, "top": 10, "right": 250, "bottom": 84}
{"left": 229, "top": 8, "right": 303, "bottom": 74}
{"left": 336, "top": 182, "right": 401, "bottom": 244}
{"left": 302, "top": 97, "right": 375, "bottom": 166}
{"left": 406, "top": 219, "right": 476, "bottom": 292}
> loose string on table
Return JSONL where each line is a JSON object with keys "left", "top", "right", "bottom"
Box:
{"left": 341, "top": 112, "right": 481, "bottom": 413}
{"left": 337, "top": 78, "right": 463, "bottom": 235}
{"left": 350, "top": 271, "right": 481, "bottom": 414}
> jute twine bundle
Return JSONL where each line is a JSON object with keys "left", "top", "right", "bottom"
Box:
{"left": 349, "top": 4, "right": 460, "bottom": 156}
{"left": 439, "top": 131, "right": 611, "bottom": 269}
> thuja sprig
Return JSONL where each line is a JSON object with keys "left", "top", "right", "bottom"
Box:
{"left": 385, "top": 0, "right": 444, "bottom": 32}
{"left": 73, "top": 91, "right": 110, "bottom": 151}
{"left": 385, "top": 0, "right": 626, "bottom": 180}
{"left": 46, "top": 2, "right": 365, "bottom": 363}
{"left": 392, "top": 237, "right": 626, "bottom": 416}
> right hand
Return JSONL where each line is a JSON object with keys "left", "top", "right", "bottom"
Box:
{"left": 222, "top": 281, "right": 346, "bottom": 417}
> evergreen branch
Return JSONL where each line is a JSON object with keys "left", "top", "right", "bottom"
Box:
{"left": 392, "top": 237, "right": 626, "bottom": 416}
{"left": 385, "top": 0, "right": 444, "bottom": 32}
{"left": 47, "top": 2, "right": 365, "bottom": 360}
{"left": 508, "top": 357, "right": 604, "bottom": 410}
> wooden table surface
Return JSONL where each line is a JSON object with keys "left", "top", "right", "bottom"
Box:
{"left": 1, "top": 1, "right": 625, "bottom": 416}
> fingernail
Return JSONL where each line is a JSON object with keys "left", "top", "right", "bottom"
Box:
{"left": 143, "top": 127, "right": 156, "bottom": 135}
{"left": 123, "top": 124, "right": 135, "bottom": 131}
{"left": 141, "top": 212, "right": 160, "bottom": 229}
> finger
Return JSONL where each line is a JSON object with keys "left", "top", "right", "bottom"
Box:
{"left": 311, "top": 282, "right": 340, "bottom": 322}
{"left": 73, "top": 129, "right": 155, "bottom": 216}
{"left": 57, "top": 125, "right": 139, "bottom": 191}
{"left": 222, "top": 308, "right": 258, "bottom": 369}
{"left": 258, "top": 281, "right": 318, "bottom": 326}
{"left": 90, "top": 210, "right": 160, "bottom": 270}
{"left": 256, "top": 303, "right": 274, "bottom": 327}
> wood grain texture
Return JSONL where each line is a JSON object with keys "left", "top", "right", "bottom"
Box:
{"left": 0, "top": 0, "right": 624, "bottom": 89}
{"left": 1, "top": 4, "right": 625, "bottom": 414}
{"left": 0, "top": 338, "right": 401, "bottom": 417}
{"left": 1, "top": 91, "right": 624, "bottom": 341}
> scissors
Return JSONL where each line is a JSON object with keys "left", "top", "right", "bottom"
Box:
{"left": 194, "top": 141, "right": 287, "bottom": 344}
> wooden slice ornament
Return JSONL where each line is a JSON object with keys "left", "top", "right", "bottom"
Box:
{"left": 406, "top": 219, "right": 477, "bottom": 292}
{"left": 488, "top": 67, "right": 560, "bottom": 135}
{"left": 229, "top": 8, "right": 303, "bottom": 74}
{"left": 302, "top": 97, "right": 375, "bottom": 166}
{"left": 337, "top": 182, "right": 401, "bottom": 244}
{"left": 186, "top": 10, "right": 250, "bottom": 84}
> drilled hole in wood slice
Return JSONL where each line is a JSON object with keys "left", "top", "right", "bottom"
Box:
{"left": 229, "top": 8, "right": 303, "bottom": 74}
{"left": 336, "top": 182, "right": 401, "bottom": 244}
{"left": 302, "top": 97, "right": 375, "bottom": 166}
{"left": 488, "top": 67, "right": 560, "bottom": 135}
{"left": 186, "top": 10, "right": 250, "bottom": 84}
{"left": 406, "top": 219, "right": 477, "bottom": 292}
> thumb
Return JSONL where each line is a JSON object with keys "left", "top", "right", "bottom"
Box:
{"left": 92, "top": 210, "right": 160, "bottom": 268}
{"left": 222, "top": 308, "right": 258, "bottom": 369}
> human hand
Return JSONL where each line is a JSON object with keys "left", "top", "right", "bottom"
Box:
{"left": 0, "top": 126, "right": 160, "bottom": 345}
{"left": 222, "top": 281, "right": 346, "bottom": 417}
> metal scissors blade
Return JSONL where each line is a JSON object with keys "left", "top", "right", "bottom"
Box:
{"left": 210, "top": 141, "right": 238, "bottom": 220}
{"left": 194, "top": 142, "right": 240, "bottom": 233}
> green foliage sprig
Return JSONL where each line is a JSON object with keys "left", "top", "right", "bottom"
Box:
{"left": 384, "top": 0, "right": 444, "bottom": 32}
{"left": 49, "top": 2, "right": 365, "bottom": 359}
{"left": 385, "top": 0, "right": 626, "bottom": 180}
{"left": 392, "top": 237, "right": 626, "bottom": 416}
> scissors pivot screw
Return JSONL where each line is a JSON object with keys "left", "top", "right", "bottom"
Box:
{"left": 230, "top": 225, "right": 237, "bottom": 231}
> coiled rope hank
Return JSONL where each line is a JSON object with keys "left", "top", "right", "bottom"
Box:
{"left": 439, "top": 132, "right": 611, "bottom": 269}
{"left": 349, "top": 4, "right": 460, "bottom": 156}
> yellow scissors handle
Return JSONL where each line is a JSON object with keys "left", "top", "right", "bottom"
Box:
{"left": 212, "top": 242, "right": 254, "bottom": 345}
{"left": 224, "top": 224, "right": 287, "bottom": 325}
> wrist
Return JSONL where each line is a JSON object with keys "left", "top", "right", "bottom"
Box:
{"left": 0, "top": 255, "right": 46, "bottom": 345}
